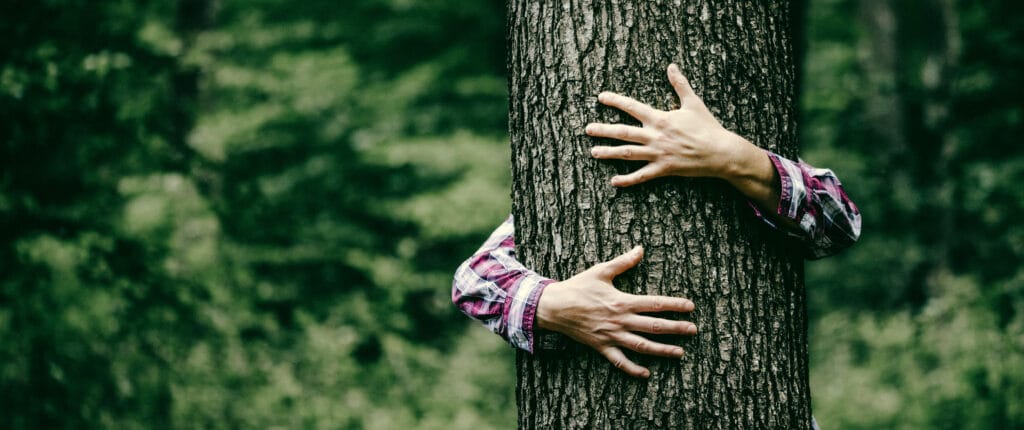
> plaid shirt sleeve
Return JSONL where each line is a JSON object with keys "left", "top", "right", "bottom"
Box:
{"left": 750, "top": 151, "right": 863, "bottom": 259}
{"left": 451, "top": 215, "right": 554, "bottom": 353}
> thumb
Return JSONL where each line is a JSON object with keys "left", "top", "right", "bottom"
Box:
{"left": 600, "top": 245, "right": 643, "bottom": 278}
{"left": 667, "top": 64, "right": 698, "bottom": 104}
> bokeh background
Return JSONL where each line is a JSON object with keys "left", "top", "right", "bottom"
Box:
{"left": 1, "top": 0, "right": 1022, "bottom": 428}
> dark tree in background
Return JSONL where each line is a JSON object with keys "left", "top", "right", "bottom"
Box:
{"left": 508, "top": 1, "right": 811, "bottom": 428}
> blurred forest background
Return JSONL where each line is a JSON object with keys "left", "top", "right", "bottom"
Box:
{"left": 1, "top": 0, "right": 1022, "bottom": 428}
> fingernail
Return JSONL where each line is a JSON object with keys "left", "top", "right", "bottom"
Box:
{"left": 642, "top": 370, "right": 650, "bottom": 378}
{"left": 634, "top": 245, "right": 643, "bottom": 254}
{"left": 598, "top": 92, "right": 608, "bottom": 102}
{"left": 687, "top": 325, "right": 698, "bottom": 335}
{"left": 590, "top": 147, "right": 599, "bottom": 156}
{"left": 585, "top": 123, "right": 594, "bottom": 134}
{"left": 674, "top": 347, "right": 684, "bottom": 357}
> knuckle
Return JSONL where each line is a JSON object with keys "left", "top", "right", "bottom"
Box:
{"left": 606, "top": 316, "right": 624, "bottom": 327}
{"left": 608, "top": 300, "right": 628, "bottom": 314}
{"left": 633, "top": 340, "right": 646, "bottom": 352}
{"left": 592, "top": 321, "right": 611, "bottom": 333}
{"left": 651, "top": 321, "right": 663, "bottom": 333}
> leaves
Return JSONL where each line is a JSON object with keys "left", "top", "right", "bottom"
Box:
{"left": 1, "top": 0, "right": 1021, "bottom": 428}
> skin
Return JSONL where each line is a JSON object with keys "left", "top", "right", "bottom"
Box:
{"left": 536, "top": 64, "right": 789, "bottom": 378}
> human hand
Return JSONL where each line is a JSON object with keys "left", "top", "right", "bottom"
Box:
{"left": 586, "top": 64, "right": 765, "bottom": 187}
{"left": 536, "top": 245, "right": 697, "bottom": 378}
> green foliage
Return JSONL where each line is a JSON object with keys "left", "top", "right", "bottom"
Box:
{"left": 802, "top": 0, "right": 1024, "bottom": 428}
{"left": 1, "top": 1, "right": 205, "bottom": 427}
{"left": 812, "top": 273, "right": 1024, "bottom": 429}
{"left": 1, "top": 0, "right": 1021, "bottom": 428}
{"left": 173, "top": 1, "right": 516, "bottom": 426}
{"left": 1, "top": 0, "right": 515, "bottom": 428}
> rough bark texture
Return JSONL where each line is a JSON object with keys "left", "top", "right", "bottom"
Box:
{"left": 508, "top": 1, "right": 810, "bottom": 429}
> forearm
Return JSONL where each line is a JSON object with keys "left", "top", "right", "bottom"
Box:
{"left": 718, "top": 132, "right": 801, "bottom": 231}
{"left": 451, "top": 215, "right": 554, "bottom": 353}
{"left": 716, "top": 133, "right": 861, "bottom": 257}
{"left": 724, "top": 142, "right": 862, "bottom": 259}
{"left": 586, "top": 64, "right": 860, "bottom": 257}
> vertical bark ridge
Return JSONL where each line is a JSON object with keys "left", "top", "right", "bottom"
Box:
{"left": 510, "top": 1, "right": 808, "bottom": 429}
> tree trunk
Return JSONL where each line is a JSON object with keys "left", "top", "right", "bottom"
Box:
{"left": 508, "top": 2, "right": 810, "bottom": 429}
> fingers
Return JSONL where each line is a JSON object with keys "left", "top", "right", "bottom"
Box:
{"left": 616, "top": 332, "right": 686, "bottom": 358}
{"left": 598, "top": 91, "right": 659, "bottom": 122}
{"left": 610, "top": 163, "right": 663, "bottom": 187}
{"left": 591, "top": 145, "right": 657, "bottom": 161}
{"left": 599, "top": 246, "right": 644, "bottom": 278}
{"left": 620, "top": 314, "right": 698, "bottom": 336}
{"left": 598, "top": 346, "right": 650, "bottom": 378}
{"left": 626, "top": 294, "right": 696, "bottom": 313}
{"left": 585, "top": 123, "right": 656, "bottom": 144}
{"left": 667, "top": 63, "right": 698, "bottom": 105}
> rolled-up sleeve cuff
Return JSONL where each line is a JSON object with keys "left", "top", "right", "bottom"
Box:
{"left": 746, "top": 152, "right": 804, "bottom": 236}
{"left": 766, "top": 151, "right": 802, "bottom": 221}
{"left": 503, "top": 275, "right": 554, "bottom": 353}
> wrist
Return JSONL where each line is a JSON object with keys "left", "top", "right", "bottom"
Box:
{"left": 719, "top": 134, "right": 782, "bottom": 212}
{"left": 535, "top": 281, "right": 560, "bottom": 331}
{"left": 720, "top": 132, "right": 771, "bottom": 186}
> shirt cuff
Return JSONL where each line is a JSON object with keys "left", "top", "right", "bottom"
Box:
{"left": 502, "top": 274, "right": 555, "bottom": 353}
{"left": 766, "top": 151, "right": 800, "bottom": 220}
{"left": 746, "top": 151, "right": 805, "bottom": 237}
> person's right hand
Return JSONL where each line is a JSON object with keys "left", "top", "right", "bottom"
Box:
{"left": 536, "top": 245, "right": 698, "bottom": 378}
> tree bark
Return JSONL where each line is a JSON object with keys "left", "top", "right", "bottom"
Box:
{"left": 508, "top": 1, "right": 810, "bottom": 429}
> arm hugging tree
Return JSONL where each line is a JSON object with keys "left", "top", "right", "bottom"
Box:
{"left": 508, "top": 1, "right": 812, "bottom": 428}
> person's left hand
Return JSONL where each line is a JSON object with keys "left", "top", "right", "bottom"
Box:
{"left": 586, "top": 63, "right": 758, "bottom": 187}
